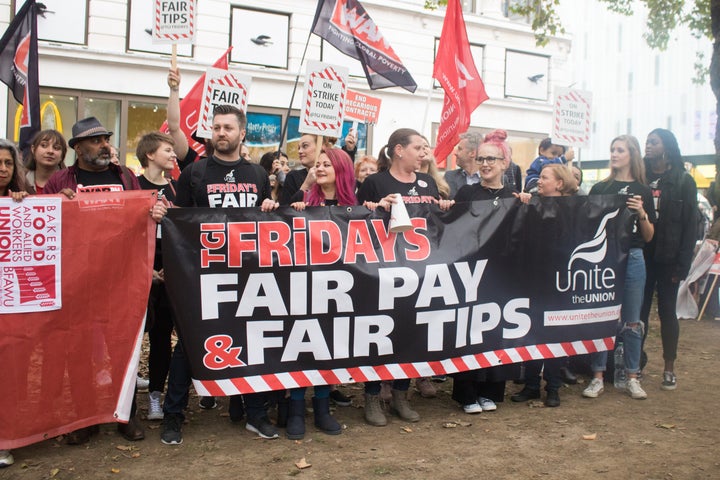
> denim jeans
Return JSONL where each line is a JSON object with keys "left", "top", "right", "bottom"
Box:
{"left": 591, "top": 248, "right": 646, "bottom": 374}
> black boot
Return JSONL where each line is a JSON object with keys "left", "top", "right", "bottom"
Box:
{"left": 286, "top": 399, "right": 305, "bottom": 440}
{"left": 312, "top": 397, "right": 342, "bottom": 435}
{"left": 276, "top": 396, "right": 289, "bottom": 428}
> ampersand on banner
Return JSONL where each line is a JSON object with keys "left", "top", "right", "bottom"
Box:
{"left": 203, "top": 335, "right": 245, "bottom": 370}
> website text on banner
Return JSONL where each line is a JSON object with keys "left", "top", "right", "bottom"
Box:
{"left": 162, "top": 195, "right": 632, "bottom": 396}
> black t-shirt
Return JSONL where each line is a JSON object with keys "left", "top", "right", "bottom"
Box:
{"left": 589, "top": 179, "right": 656, "bottom": 248}
{"left": 280, "top": 168, "right": 309, "bottom": 205}
{"left": 175, "top": 155, "right": 271, "bottom": 208}
{"left": 455, "top": 184, "right": 515, "bottom": 202}
{"left": 76, "top": 168, "right": 124, "bottom": 192}
{"left": 357, "top": 171, "right": 439, "bottom": 204}
{"left": 137, "top": 176, "right": 177, "bottom": 204}
{"left": 138, "top": 175, "right": 177, "bottom": 270}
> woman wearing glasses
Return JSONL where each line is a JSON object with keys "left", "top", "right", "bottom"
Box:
{"left": 452, "top": 130, "right": 529, "bottom": 414}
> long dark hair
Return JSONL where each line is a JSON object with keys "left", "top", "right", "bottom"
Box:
{"left": 0, "top": 139, "right": 27, "bottom": 195}
{"left": 646, "top": 128, "right": 683, "bottom": 171}
{"left": 27, "top": 129, "right": 68, "bottom": 171}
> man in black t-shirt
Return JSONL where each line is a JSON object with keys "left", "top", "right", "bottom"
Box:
{"left": 162, "top": 105, "right": 278, "bottom": 446}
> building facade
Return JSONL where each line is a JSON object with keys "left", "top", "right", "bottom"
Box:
{"left": 1, "top": 0, "right": 571, "bottom": 172}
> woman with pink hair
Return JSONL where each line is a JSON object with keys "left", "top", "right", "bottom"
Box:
{"left": 285, "top": 148, "right": 355, "bottom": 441}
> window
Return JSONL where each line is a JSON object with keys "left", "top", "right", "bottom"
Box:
{"left": 18, "top": 0, "right": 88, "bottom": 45}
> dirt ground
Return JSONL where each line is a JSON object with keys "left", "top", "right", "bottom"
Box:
{"left": 3, "top": 311, "right": 720, "bottom": 480}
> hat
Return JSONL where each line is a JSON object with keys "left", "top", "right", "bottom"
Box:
{"left": 68, "top": 117, "right": 113, "bottom": 148}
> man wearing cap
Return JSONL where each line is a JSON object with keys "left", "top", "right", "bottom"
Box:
{"left": 161, "top": 104, "right": 279, "bottom": 446}
{"left": 44, "top": 117, "right": 167, "bottom": 445}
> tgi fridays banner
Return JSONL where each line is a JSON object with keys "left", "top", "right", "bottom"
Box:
{"left": 153, "top": 0, "right": 197, "bottom": 44}
{"left": 0, "top": 192, "right": 156, "bottom": 450}
{"left": 162, "top": 195, "right": 632, "bottom": 396}
{"left": 1, "top": 197, "right": 62, "bottom": 312}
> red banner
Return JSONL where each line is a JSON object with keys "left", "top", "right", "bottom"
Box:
{"left": 432, "top": 0, "right": 488, "bottom": 168}
{"left": 0, "top": 191, "right": 156, "bottom": 450}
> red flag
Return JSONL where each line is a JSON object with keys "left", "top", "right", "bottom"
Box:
{"left": 161, "top": 47, "right": 232, "bottom": 178}
{"left": 0, "top": 192, "right": 155, "bottom": 450}
{"left": 0, "top": 0, "right": 41, "bottom": 151}
{"left": 432, "top": 0, "right": 488, "bottom": 168}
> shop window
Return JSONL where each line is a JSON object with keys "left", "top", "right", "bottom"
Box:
{"left": 126, "top": 102, "right": 168, "bottom": 173}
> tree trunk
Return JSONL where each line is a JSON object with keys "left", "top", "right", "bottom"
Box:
{"left": 711, "top": 0, "right": 720, "bottom": 173}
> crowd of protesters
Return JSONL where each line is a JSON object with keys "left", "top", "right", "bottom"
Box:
{"left": 0, "top": 69, "right": 705, "bottom": 468}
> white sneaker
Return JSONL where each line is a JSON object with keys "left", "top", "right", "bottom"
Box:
{"left": 478, "top": 397, "right": 497, "bottom": 411}
{"left": 136, "top": 375, "right": 150, "bottom": 391}
{"left": 0, "top": 450, "right": 14, "bottom": 468}
{"left": 147, "top": 391, "right": 164, "bottom": 420}
{"left": 582, "top": 378, "right": 604, "bottom": 398}
{"left": 626, "top": 378, "right": 647, "bottom": 399}
{"left": 463, "top": 402, "right": 482, "bottom": 414}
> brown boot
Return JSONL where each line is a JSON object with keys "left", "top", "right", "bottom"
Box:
{"left": 117, "top": 416, "right": 145, "bottom": 441}
{"left": 364, "top": 393, "right": 387, "bottom": 426}
{"left": 390, "top": 389, "right": 420, "bottom": 422}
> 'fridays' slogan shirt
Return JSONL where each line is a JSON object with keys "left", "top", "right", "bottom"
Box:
{"left": 175, "top": 156, "right": 271, "bottom": 208}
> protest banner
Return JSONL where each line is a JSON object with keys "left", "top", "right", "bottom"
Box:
{"left": 162, "top": 195, "right": 632, "bottom": 396}
{"left": 344, "top": 89, "right": 382, "bottom": 124}
{"left": 196, "top": 67, "right": 252, "bottom": 139}
{"left": 0, "top": 191, "right": 156, "bottom": 450}
{"left": 552, "top": 87, "right": 592, "bottom": 148}
{"left": 153, "top": 0, "right": 197, "bottom": 44}
{"left": 0, "top": 197, "right": 62, "bottom": 312}
{"left": 299, "top": 61, "right": 348, "bottom": 137}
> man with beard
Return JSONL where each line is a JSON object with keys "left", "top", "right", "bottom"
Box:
{"left": 162, "top": 104, "right": 279, "bottom": 446}
{"left": 45, "top": 117, "right": 141, "bottom": 194}
{"left": 44, "top": 117, "right": 167, "bottom": 445}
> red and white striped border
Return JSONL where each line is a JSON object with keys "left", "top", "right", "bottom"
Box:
{"left": 554, "top": 90, "right": 591, "bottom": 145}
{"left": 192, "top": 336, "right": 615, "bottom": 395}
{"left": 154, "top": 0, "right": 196, "bottom": 41}
{"left": 303, "top": 66, "right": 346, "bottom": 134}
{"left": 200, "top": 74, "right": 248, "bottom": 130}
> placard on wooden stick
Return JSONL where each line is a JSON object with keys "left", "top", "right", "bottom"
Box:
{"left": 153, "top": 0, "right": 197, "bottom": 44}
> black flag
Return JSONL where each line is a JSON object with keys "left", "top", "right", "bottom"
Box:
{"left": 312, "top": 0, "right": 417, "bottom": 93}
{"left": 0, "top": 0, "right": 41, "bottom": 150}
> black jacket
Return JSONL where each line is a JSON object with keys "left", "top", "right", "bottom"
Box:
{"left": 645, "top": 166, "right": 697, "bottom": 280}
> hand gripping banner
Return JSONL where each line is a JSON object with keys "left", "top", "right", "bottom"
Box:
{"left": 162, "top": 195, "right": 631, "bottom": 395}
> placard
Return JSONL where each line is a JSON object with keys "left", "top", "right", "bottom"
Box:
{"left": 197, "top": 68, "right": 252, "bottom": 139}
{"left": 153, "top": 0, "right": 197, "bottom": 44}
{"left": 0, "top": 197, "right": 62, "bottom": 312}
{"left": 344, "top": 89, "right": 382, "bottom": 124}
{"left": 299, "top": 61, "right": 348, "bottom": 137}
{"left": 552, "top": 87, "right": 592, "bottom": 148}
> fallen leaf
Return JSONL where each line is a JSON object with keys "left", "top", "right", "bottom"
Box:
{"left": 115, "top": 445, "right": 135, "bottom": 451}
{"left": 111, "top": 468, "right": 121, "bottom": 473}
{"left": 657, "top": 423, "right": 676, "bottom": 429}
{"left": 639, "top": 439, "right": 654, "bottom": 445}
{"left": 582, "top": 433, "right": 597, "bottom": 440}
{"left": 219, "top": 412, "right": 230, "bottom": 417}
{"left": 442, "top": 422, "right": 458, "bottom": 428}
{"left": 50, "top": 468, "right": 60, "bottom": 477}
{"left": 131, "top": 452, "right": 141, "bottom": 458}
{"left": 456, "top": 421, "right": 472, "bottom": 427}
{"left": 400, "top": 426, "right": 413, "bottom": 433}
{"left": 295, "top": 457, "right": 312, "bottom": 469}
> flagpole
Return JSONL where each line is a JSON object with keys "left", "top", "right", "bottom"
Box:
{"left": 420, "top": 77, "right": 435, "bottom": 146}
{"left": 277, "top": 28, "right": 314, "bottom": 156}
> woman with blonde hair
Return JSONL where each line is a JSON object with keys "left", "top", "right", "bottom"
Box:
{"left": 582, "top": 134, "right": 655, "bottom": 400}
{"left": 419, "top": 136, "right": 450, "bottom": 199}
